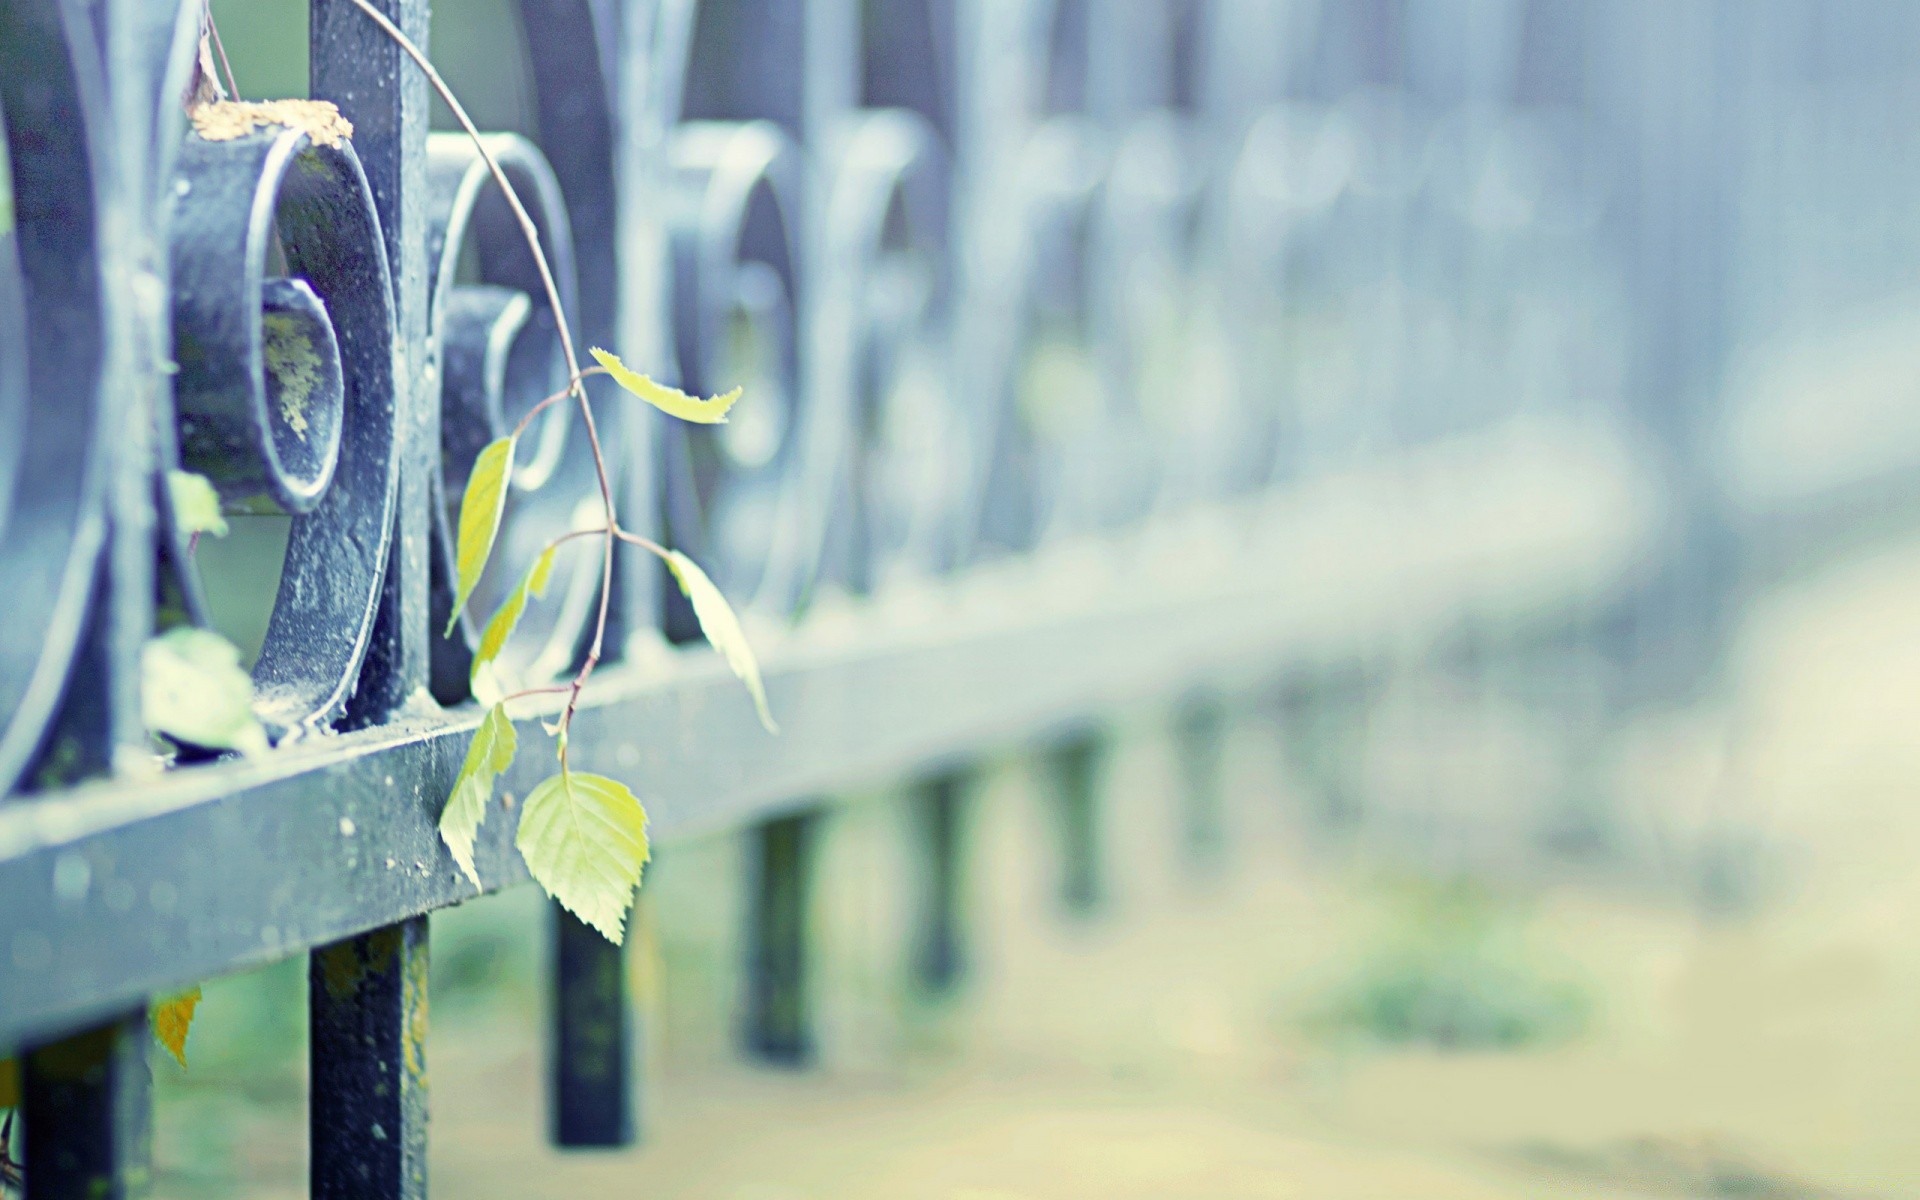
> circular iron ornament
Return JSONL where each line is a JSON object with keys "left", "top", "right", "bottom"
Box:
{"left": 984, "top": 113, "right": 1107, "bottom": 552}
{"left": 166, "top": 126, "right": 401, "bottom": 736}
{"left": 1213, "top": 104, "right": 1352, "bottom": 490}
{"left": 423, "top": 132, "right": 598, "bottom": 702}
{"left": 0, "top": 1, "right": 114, "bottom": 794}
{"left": 814, "top": 108, "right": 955, "bottom": 592}
{"left": 664, "top": 119, "right": 806, "bottom": 611}
{"left": 1092, "top": 111, "right": 1208, "bottom": 520}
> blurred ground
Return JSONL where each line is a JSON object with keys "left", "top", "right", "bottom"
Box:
{"left": 149, "top": 530, "right": 1920, "bottom": 1199}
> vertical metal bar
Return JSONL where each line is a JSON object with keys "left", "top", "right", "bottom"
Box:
{"left": 549, "top": 908, "right": 635, "bottom": 1146}
{"left": 744, "top": 811, "right": 817, "bottom": 1065}
{"left": 308, "top": 2, "right": 434, "bottom": 1194}
{"left": 312, "top": 0, "right": 435, "bottom": 725}
{"left": 310, "top": 918, "right": 430, "bottom": 1200}
{"left": 1173, "top": 700, "right": 1228, "bottom": 878}
{"left": 518, "top": 1, "right": 647, "bottom": 1147}
{"left": 911, "top": 771, "right": 969, "bottom": 996}
{"left": 1044, "top": 731, "right": 1105, "bottom": 916}
{"left": 21, "top": 1009, "right": 150, "bottom": 1200}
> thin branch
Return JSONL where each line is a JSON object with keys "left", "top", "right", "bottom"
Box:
{"left": 346, "top": 0, "right": 622, "bottom": 747}
{"left": 511, "top": 366, "right": 610, "bottom": 443}
{"left": 612, "top": 526, "right": 669, "bottom": 560}
{"left": 539, "top": 526, "right": 606, "bottom": 554}
{"left": 344, "top": 0, "right": 581, "bottom": 386}
{"left": 206, "top": 5, "right": 242, "bottom": 101}
{"left": 499, "top": 683, "right": 573, "bottom": 704}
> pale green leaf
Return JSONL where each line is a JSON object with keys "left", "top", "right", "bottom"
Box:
{"left": 142, "top": 628, "right": 269, "bottom": 754}
{"left": 166, "top": 469, "right": 229, "bottom": 538}
{"left": 440, "top": 703, "right": 517, "bottom": 889}
{"left": 665, "top": 550, "right": 777, "bottom": 734}
{"left": 590, "top": 346, "right": 740, "bottom": 424}
{"left": 516, "top": 771, "right": 650, "bottom": 944}
{"left": 526, "top": 539, "right": 560, "bottom": 598}
{"left": 471, "top": 584, "right": 528, "bottom": 686}
{"left": 469, "top": 541, "right": 561, "bottom": 688}
{"left": 151, "top": 986, "right": 202, "bottom": 1067}
{"left": 446, "top": 435, "right": 516, "bottom": 635}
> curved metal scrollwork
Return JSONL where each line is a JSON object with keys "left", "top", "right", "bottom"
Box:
{"left": 1215, "top": 104, "right": 1352, "bottom": 489}
{"left": 817, "top": 109, "right": 954, "bottom": 591}
{"left": 998, "top": 113, "right": 1106, "bottom": 550}
{"left": 663, "top": 119, "right": 805, "bottom": 612}
{"left": 1091, "top": 110, "right": 1206, "bottom": 523}
{"left": 164, "top": 126, "right": 400, "bottom": 736}
{"left": 425, "top": 132, "right": 600, "bottom": 702}
{"left": 0, "top": 1, "right": 113, "bottom": 792}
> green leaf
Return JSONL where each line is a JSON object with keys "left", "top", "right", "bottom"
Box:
{"left": 440, "top": 703, "right": 517, "bottom": 889}
{"left": 446, "top": 435, "right": 516, "bottom": 635}
{"left": 151, "top": 986, "right": 202, "bottom": 1067}
{"left": 590, "top": 346, "right": 741, "bottom": 424}
{"left": 469, "top": 540, "right": 562, "bottom": 689}
{"left": 0, "top": 1056, "right": 17, "bottom": 1108}
{"left": 142, "top": 628, "right": 269, "bottom": 754}
{"left": 665, "top": 550, "right": 777, "bottom": 734}
{"left": 516, "top": 771, "right": 650, "bottom": 944}
{"left": 166, "top": 469, "right": 229, "bottom": 538}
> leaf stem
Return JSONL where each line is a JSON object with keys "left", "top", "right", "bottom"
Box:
{"left": 611, "top": 526, "right": 670, "bottom": 561}
{"left": 511, "top": 366, "right": 610, "bottom": 443}
{"left": 499, "top": 683, "right": 574, "bottom": 704}
{"left": 206, "top": 5, "right": 241, "bottom": 101}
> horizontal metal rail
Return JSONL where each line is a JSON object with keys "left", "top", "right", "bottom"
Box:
{"left": 0, "top": 432, "right": 1652, "bottom": 1049}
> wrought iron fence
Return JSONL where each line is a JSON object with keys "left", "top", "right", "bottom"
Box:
{"left": 10, "top": 0, "right": 1906, "bottom": 1195}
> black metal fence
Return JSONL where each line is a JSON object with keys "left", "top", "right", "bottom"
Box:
{"left": 10, "top": 0, "right": 1902, "bottom": 1195}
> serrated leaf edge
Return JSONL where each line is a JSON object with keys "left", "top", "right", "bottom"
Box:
{"left": 440, "top": 704, "right": 517, "bottom": 889}
{"left": 589, "top": 346, "right": 740, "bottom": 425}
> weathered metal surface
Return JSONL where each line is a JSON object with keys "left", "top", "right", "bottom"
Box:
{"left": 0, "top": 452, "right": 1651, "bottom": 1052}
{"left": 910, "top": 769, "right": 969, "bottom": 995}
{"left": 1042, "top": 731, "right": 1106, "bottom": 917}
{"left": 310, "top": 917, "right": 430, "bottom": 1200}
{"left": 550, "top": 907, "right": 635, "bottom": 1146}
{"left": 20, "top": 1011, "right": 150, "bottom": 1200}
{"left": 744, "top": 810, "right": 817, "bottom": 1065}
{"left": 0, "top": 0, "right": 1747, "bottom": 1188}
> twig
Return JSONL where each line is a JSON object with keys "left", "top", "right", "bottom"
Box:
{"left": 345, "top": 0, "right": 618, "bottom": 746}
{"left": 511, "top": 366, "right": 609, "bottom": 443}
{"left": 611, "top": 527, "right": 669, "bottom": 559}
{"left": 206, "top": 5, "right": 242, "bottom": 101}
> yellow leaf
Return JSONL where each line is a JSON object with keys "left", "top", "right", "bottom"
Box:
{"left": 446, "top": 435, "right": 515, "bottom": 635}
{"left": 151, "top": 987, "right": 202, "bottom": 1067}
{"left": 589, "top": 346, "right": 740, "bottom": 425}
{"left": 516, "top": 771, "right": 650, "bottom": 944}
{"left": 166, "top": 469, "right": 229, "bottom": 538}
{"left": 665, "top": 550, "right": 777, "bottom": 734}
{"left": 0, "top": 1056, "right": 17, "bottom": 1107}
{"left": 469, "top": 541, "right": 560, "bottom": 688}
{"left": 440, "top": 704, "right": 517, "bottom": 889}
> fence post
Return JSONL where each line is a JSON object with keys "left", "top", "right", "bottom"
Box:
{"left": 1045, "top": 731, "right": 1107, "bottom": 917}
{"left": 310, "top": 919, "right": 430, "bottom": 1200}
{"left": 911, "top": 770, "right": 970, "bottom": 995}
{"left": 21, "top": 1010, "right": 150, "bottom": 1200}
{"left": 1173, "top": 699, "right": 1229, "bottom": 879}
{"left": 550, "top": 908, "right": 637, "bottom": 1145}
{"left": 308, "top": 0, "right": 435, "bottom": 1194}
{"left": 744, "top": 811, "right": 818, "bottom": 1065}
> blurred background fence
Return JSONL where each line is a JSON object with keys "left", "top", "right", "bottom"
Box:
{"left": 5, "top": 0, "right": 1920, "bottom": 1196}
